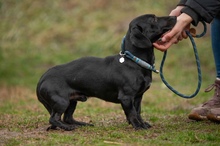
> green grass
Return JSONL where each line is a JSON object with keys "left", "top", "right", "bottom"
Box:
{"left": 0, "top": 0, "right": 219, "bottom": 145}
{"left": 1, "top": 87, "right": 220, "bottom": 146}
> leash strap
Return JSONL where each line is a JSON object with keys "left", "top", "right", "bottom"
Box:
{"left": 159, "top": 21, "right": 207, "bottom": 98}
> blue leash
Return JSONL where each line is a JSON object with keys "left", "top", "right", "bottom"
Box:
{"left": 160, "top": 21, "right": 207, "bottom": 98}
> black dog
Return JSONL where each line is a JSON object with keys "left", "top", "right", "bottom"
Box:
{"left": 36, "top": 14, "right": 176, "bottom": 131}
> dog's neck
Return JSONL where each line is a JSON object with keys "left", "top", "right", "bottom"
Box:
{"left": 120, "top": 35, "right": 158, "bottom": 73}
{"left": 123, "top": 35, "right": 154, "bottom": 63}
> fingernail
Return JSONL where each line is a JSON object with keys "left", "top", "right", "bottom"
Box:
{"left": 161, "top": 38, "right": 166, "bottom": 42}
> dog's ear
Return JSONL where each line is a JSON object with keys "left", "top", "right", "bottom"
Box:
{"left": 130, "top": 27, "right": 152, "bottom": 48}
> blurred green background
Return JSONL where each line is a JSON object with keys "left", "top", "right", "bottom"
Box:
{"left": 0, "top": 0, "right": 215, "bottom": 90}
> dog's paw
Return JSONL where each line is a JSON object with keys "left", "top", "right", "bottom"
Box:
{"left": 46, "top": 125, "right": 57, "bottom": 131}
{"left": 62, "top": 125, "right": 76, "bottom": 131}
{"left": 64, "top": 118, "right": 94, "bottom": 127}
{"left": 143, "top": 122, "right": 152, "bottom": 129}
{"left": 133, "top": 122, "right": 152, "bottom": 130}
{"left": 46, "top": 124, "right": 76, "bottom": 131}
{"left": 74, "top": 120, "right": 94, "bottom": 127}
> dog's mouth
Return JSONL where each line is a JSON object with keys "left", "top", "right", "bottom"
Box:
{"left": 152, "top": 29, "right": 172, "bottom": 43}
{"left": 161, "top": 16, "right": 176, "bottom": 34}
{"left": 153, "top": 16, "right": 177, "bottom": 43}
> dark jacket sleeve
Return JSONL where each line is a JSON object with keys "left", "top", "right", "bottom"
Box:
{"left": 177, "top": 0, "right": 220, "bottom": 26}
{"left": 178, "top": 0, "right": 187, "bottom": 6}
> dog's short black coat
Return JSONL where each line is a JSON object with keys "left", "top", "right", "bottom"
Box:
{"left": 36, "top": 14, "right": 176, "bottom": 131}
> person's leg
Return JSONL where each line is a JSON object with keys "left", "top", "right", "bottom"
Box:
{"left": 211, "top": 16, "right": 220, "bottom": 79}
{"left": 188, "top": 17, "right": 220, "bottom": 121}
{"left": 206, "top": 16, "right": 220, "bottom": 122}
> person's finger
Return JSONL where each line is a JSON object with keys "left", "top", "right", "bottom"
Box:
{"left": 161, "top": 32, "right": 174, "bottom": 42}
{"left": 174, "top": 40, "right": 179, "bottom": 44}
{"left": 153, "top": 41, "right": 173, "bottom": 51}
{"left": 161, "top": 26, "right": 180, "bottom": 42}
{"left": 185, "top": 23, "right": 191, "bottom": 31}
{"left": 178, "top": 35, "right": 183, "bottom": 41}
{"left": 182, "top": 31, "right": 188, "bottom": 39}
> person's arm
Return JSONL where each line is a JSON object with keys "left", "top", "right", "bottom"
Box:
{"left": 177, "top": 0, "right": 220, "bottom": 25}
{"left": 182, "top": 0, "right": 220, "bottom": 25}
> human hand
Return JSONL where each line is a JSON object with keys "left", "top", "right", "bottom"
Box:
{"left": 169, "top": 6, "right": 191, "bottom": 45}
{"left": 153, "top": 13, "right": 193, "bottom": 51}
{"left": 169, "top": 6, "right": 189, "bottom": 44}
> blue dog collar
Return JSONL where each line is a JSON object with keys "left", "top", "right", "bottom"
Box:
{"left": 119, "top": 36, "right": 159, "bottom": 73}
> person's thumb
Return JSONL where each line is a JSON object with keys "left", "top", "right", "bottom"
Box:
{"left": 161, "top": 27, "right": 179, "bottom": 42}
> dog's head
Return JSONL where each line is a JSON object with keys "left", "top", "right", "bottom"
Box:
{"left": 128, "top": 14, "right": 176, "bottom": 48}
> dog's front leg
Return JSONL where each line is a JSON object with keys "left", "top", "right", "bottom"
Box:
{"left": 134, "top": 95, "right": 151, "bottom": 129}
{"left": 119, "top": 95, "right": 149, "bottom": 130}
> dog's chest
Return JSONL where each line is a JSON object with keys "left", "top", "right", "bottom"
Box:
{"left": 139, "top": 77, "right": 152, "bottom": 93}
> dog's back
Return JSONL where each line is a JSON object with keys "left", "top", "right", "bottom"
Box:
{"left": 36, "top": 55, "right": 124, "bottom": 104}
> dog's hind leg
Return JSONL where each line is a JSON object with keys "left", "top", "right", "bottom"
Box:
{"left": 63, "top": 100, "right": 77, "bottom": 125}
{"left": 39, "top": 99, "right": 53, "bottom": 115}
{"left": 48, "top": 95, "right": 76, "bottom": 131}
{"left": 37, "top": 90, "right": 53, "bottom": 115}
{"left": 49, "top": 111, "right": 76, "bottom": 131}
{"left": 63, "top": 100, "right": 94, "bottom": 126}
